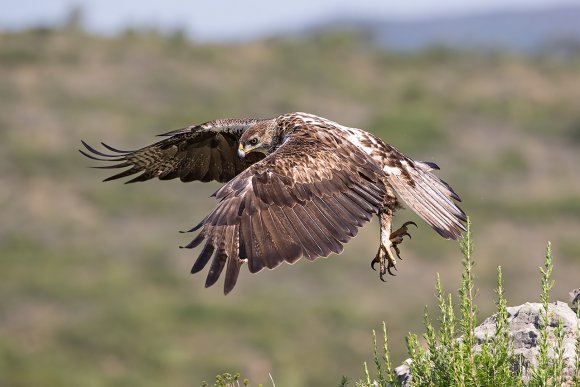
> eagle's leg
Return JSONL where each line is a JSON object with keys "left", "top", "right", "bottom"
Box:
{"left": 371, "top": 208, "right": 399, "bottom": 281}
{"left": 371, "top": 209, "right": 417, "bottom": 281}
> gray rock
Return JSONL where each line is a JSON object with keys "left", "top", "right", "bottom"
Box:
{"left": 570, "top": 289, "right": 580, "bottom": 313}
{"left": 394, "top": 359, "right": 411, "bottom": 386}
{"left": 474, "top": 301, "right": 578, "bottom": 383}
{"left": 394, "top": 299, "right": 579, "bottom": 386}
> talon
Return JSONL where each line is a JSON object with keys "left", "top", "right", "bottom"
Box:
{"left": 393, "top": 245, "right": 402, "bottom": 260}
{"left": 374, "top": 216, "right": 417, "bottom": 283}
{"left": 388, "top": 220, "right": 418, "bottom": 263}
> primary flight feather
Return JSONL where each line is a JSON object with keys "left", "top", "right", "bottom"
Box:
{"left": 81, "top": 112, "right": 466, "bottom": 294}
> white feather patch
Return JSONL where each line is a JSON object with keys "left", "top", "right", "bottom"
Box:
{"left": 383, "top": 165, "right": 402, "bottom": 175}
{"left": 343, "top": 129, "right": 375, "bottom": 155}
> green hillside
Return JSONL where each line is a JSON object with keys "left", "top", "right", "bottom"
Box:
{"left": 1, "top": 26, "right": 579, "bottom": 386}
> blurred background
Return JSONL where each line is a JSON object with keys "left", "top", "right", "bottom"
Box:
{"left": 1, "top": 1, "right": 580, "bottom": 385}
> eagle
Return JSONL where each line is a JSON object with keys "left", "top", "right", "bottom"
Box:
{"left": 81, "top": 112, "right": 466, "bottom": 294}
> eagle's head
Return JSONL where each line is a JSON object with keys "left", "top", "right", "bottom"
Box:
{"left": 238, "top": 119, "right": 279, "bottom": 158}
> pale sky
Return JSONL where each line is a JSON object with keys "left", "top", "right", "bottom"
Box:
{"left": 2, "top": 0, "right": 580, "bottom": 41}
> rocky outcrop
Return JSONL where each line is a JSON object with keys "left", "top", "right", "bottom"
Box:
{"left": 474, "top": 301, "right": 578, "bottom": 383}
{"left": 570, "top": 288, "right": 579, "bottom": 313}
{"left": 394, "top": 295, "right": 579, "bottom": 386}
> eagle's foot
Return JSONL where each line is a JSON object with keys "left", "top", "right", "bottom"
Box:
{"left": 371, "top": 221, "right": 417, "bottom": 281}
{"left": 389, "top": 221, "right": 417, "bottom": 260}
{"left": 371, "top": 244, "right": 398, "bottom": 281}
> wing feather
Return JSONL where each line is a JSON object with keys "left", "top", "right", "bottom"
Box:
{"left": 190, "top": 239, "right": 214, "bottom": 274}
{"left": 223, "top": 225, "right": 242, "bottom": 294}
{"left": 309, "top": 199, "right": 350, "bottom": 243}
{"left": 303, "top": 201, "right": 345, "bottom": 253}
{"left": 315, "top": 196, "right": 358, "bottom": 237}
{"left": 283, "top": 207, "right": 324, "bottom": 258}
{"left": 248, "top": 214, "right": 267, "bottom": 273}
{"left": 269, "top": 205, "right": 308, "bottom": 262}
{"left": 293, "top": 205, "right": 335, "bottom": 256}
{"left": 80, "top": 118, "right": 267, "bottom": 184}
{"left": 322, "top": 197, "right": 360, "bottom": 234}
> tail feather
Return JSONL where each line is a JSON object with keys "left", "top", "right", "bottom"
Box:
{"left": 388, "top": 160, "right": 466, "bottom": 240}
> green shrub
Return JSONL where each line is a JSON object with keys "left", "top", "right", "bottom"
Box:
{"left": 359, "top": 220, "right": 575, "bottom": 386}
{"left": 201, "top": 372, "right": 278, "bottom": 387}
{"left": 201, "top": 372, "right": 250, "bottom": 387}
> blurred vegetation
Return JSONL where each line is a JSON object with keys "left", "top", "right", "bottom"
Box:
{"left": 0, "top": 18, "right": 579, "bottom": 387}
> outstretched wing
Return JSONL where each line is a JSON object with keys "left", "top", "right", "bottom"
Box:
{"left": 383, "top": 146, "right": 466, "bottom": 239}
{"left": 184, "top": 132, "right": 386, "bottom": 294}
{"left": 79, "top": 118, "right": 266, "bottom": 183}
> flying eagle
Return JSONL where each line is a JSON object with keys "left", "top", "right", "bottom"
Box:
{"left": 81, "top": 112, "right": 466, "bottom": 294}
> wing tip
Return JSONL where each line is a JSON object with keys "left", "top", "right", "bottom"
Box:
{"left": 81, "top": 140, "right": 139, "bottom": 183}
{"left": 436, "top": 220, "right": 467, "bottom": 241}
{"left": 418, "top": 161, "right": 440, "bottom": 171}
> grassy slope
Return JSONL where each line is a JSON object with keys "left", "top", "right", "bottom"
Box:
{"left": 0, "top": 28, "right": 579, "bottom": 386}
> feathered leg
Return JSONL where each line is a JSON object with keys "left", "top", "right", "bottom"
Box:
{"left": 371, "top": 208, "right": 417, "bottom": 281}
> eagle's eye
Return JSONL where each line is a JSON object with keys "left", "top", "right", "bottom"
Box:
{"left": 248, "top": 138, "right": 259, "bottom": 146}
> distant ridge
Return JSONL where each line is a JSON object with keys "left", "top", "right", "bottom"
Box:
{"left": 307, "top": 5, "right": 580, "bottom": 52}
{"left": 2, "top": 4, "right": 580, "bottom": 52}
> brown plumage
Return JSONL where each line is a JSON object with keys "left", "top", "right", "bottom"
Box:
{"left": 81, "top": 112, "right": 466, "bottom": 294}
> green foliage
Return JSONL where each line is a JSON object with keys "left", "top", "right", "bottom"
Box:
{"left": 366, "top": 322, "right": 395, "bottom": 386}
{"left": 528, "top": 243, "right": 567, "bottom": 387}
{"left": 458, "top": 222, "right": 477, "bottom": 385}
{"left": 476, "top": 266, "right": 519, "bottom": 385}
{"left": 201, "top": 373, "right": 251, "bottom": 387}
{"left": 359, "top": 221, "right": 574, "bottom": 386}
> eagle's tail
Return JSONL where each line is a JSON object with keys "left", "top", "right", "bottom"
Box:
{"left": 387, "top": 160, "right": 467, "bottom": 240}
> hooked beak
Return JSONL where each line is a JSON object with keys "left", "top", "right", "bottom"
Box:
{"left": 237, "top": 144, "right": 246, "bottom": 158}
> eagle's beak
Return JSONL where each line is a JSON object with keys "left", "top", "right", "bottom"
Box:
{"left": 237, "top": 144, "right": 246, "bottom": 158}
